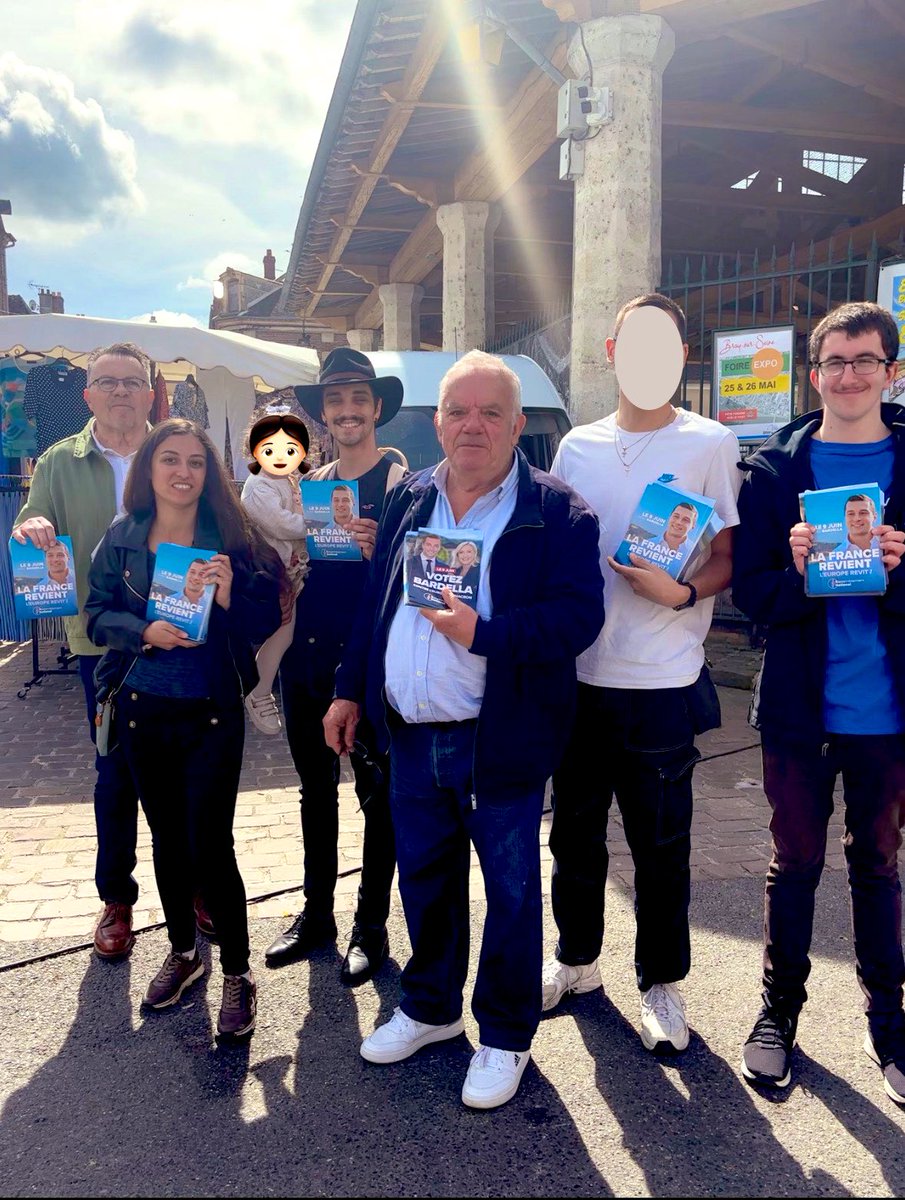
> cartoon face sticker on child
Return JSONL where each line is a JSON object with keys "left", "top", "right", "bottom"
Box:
{"left": 247, "top": 413, "right": 311, "bottom": 478}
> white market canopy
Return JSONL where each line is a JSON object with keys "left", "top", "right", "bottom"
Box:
{"left": 0, "top": 313, "right": 320, "bottom": 390}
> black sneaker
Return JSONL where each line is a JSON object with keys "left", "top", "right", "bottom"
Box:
{"left": 340, "top": 923, "right": 389, "bottom": 987}
{"left": 143, "top": 950, "right": 204, "bottom": 1009}
{"left": 864, "top": 1014, "right": 905, "bottom": 1105}
{"left": 217, "top": 972, "right": 257, "bottom": 1039}
{"left": 263, "top": 910, "right": 337, "bottom": 968}
{"left": 741, "top": 1004, "right": 798, "bottom": 1088}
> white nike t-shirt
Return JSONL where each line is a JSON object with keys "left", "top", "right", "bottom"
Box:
{"left": 551, "top": 408, "right": 742, "bottom": 689}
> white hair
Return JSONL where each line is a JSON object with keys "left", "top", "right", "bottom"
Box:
{"left": 438, "top": 349, "right": 522, "bottom": 416}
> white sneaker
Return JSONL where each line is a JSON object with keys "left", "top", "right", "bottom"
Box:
{"left": 245, "top": 691, "right": 282, "bottom": 735}
{"left": 542, "top": 957, "right": 602, "bottom": 1012}
{"left": 462, "top": 1045, "right": 530, "bottom": 1109}
{"left": 640, "top": 982, "right": 690, "bottom": 1052}
{"left": 360, "top": 1006, "right": 464, "bottom": 1064}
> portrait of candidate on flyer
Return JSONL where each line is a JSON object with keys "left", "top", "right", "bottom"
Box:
{"left": 450, "top": 539, "right": 480, "bottom": 593}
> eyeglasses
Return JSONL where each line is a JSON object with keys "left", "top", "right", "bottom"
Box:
{"left": 89, "top": 376, "right": 149, "bottom": 393}
{"left": 812, "top": 356, "right": 893, "bottom": 378}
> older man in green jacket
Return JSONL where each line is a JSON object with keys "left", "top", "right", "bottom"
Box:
{"left": 13, "top": 342, "right": 154, "bottom": 959}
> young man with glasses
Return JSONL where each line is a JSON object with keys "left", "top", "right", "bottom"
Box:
{"left": 13, "top": 342, "right": 155, "bottom": 960}
{"left": 734, "top": 301, "right": 905, "bottom": 1104}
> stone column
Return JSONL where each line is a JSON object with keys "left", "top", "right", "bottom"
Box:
{"left": 379, "top": 283, "right": 424, "bottom": 351}
{"left": 567, "top": 14, "right": 675, "bottom": 423}
{"left": 346, "top": 328, "right": 379, "bottom": 353}
{"left": 436, "top": 202, "right": 501, "bottom": 353}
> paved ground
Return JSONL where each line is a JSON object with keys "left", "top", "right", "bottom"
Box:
{"left": 2, "top": 635, "right": 902, "bottom": 1198}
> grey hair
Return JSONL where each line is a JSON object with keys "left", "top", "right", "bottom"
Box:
{"left": 86, "top": 342, "right": 151, "bottom": 384}
{"left": 438, "top": 349, "right": 522, "bottom": 416}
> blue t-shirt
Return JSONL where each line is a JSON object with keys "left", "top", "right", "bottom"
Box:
{"left": 810, "top": 437, "right": 903, "bottom": 735}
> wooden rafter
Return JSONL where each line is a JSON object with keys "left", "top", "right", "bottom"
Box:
{"left": 868, "top": 0, "right": 905, "bottom": 39}
{"left": 669, "top": 182, "right": 874, "bottom": 217}
{"left": 664, "top": 100, "right": 905, "bottom": 145}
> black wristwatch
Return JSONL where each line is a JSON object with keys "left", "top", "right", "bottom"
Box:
{"left": 673, "top": 583, "right": 697, "bottom": 611}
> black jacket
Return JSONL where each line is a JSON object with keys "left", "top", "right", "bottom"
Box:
{"left": 732, "top": 403, "right": 905, "bottom": 742}
{"left": 86, "top": 512, "right": 282, "bottom": 702}
{"left": 334, "top": 450, "right": 606, "bottom": 802}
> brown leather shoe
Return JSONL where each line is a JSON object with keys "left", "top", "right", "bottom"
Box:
{"left": 94, "top": 902, "right": 135, "bottom": 959}
{"left": 194, "top": 895, "right": 217, "bottom": 941}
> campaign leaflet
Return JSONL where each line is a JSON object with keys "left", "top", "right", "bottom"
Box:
{"left": 403, "top": 528, "right": 483, "bottom": 612}
{"left": 801, "top": 483, "right": 887, "bottom": 597}
{"left": 613, "top": 479, "right": 723, "bottom": 583}
{"left": 147, "top": 544, "right": 217, "bottom": 643}
{"left": 301, "top": 479, "right": 362, "bottom": 562}
{"left": 9, "top": 535, "right": 78, "bottom": 619}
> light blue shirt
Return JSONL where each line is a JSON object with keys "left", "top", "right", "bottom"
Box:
{"left": 384, "top": 454, "right": 519, "bottom": 723}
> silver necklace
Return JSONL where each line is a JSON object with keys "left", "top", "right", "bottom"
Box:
{"left": 614, "top": 409, "right": 676, "bottom": 473}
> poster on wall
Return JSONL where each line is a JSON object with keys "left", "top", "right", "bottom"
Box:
{"left": 711, "top": 326, "right": 795, "bottom": 442}
{"left": 876, "top": 260, "right": 905, "bottom": 404}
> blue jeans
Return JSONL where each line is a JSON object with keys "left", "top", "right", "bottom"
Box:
{"left": 389, "top": 719, "right": 544, "bottom": 1052}
{"left": 79, "top": 655, "right": 139, "bottom": 906}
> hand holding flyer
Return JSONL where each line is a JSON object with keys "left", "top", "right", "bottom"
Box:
{"left": 8, "top": 535, "right": 78, "bottom": 619}
{"left": 613, "top": 479, "right": 723, "bottom": 583}
{"left": 302, "top": 479, "right": 362, "bottom": 562}
{"left": 403, "top": 529, "right": 483, "bottom": 612}
{"left": 147, "top": 544, "right": 218, "bottom": 643}
{"left": 800, "top": 484, "right": 888, "bottom": 596}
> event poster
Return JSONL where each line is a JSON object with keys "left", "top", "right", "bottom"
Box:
{"left": 403, "top": 528, "right": 483, "bottom": 612}
{"left": 711, "top": 326, "right": 795, "bottom": 441}
{"left": 8, "top": 535, "right": 78, "bottom": 619}
{"left": 801, "top": 483, "right": 887, "bottom": 597}
{"left": 147, "top": 544, "right": 217, "bottom": 642}
{"left": 876, "top": 261, "right": 905, "bottom": 403}
{"left": 301, "top": 479, "right": 362, "bottom": 562}
{"left": 613, "top": 480, "right": 723, "bottom": 583}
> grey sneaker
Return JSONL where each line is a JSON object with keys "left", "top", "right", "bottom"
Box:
{"left": 245, "top": 691, "right": 282, "bottom": 735}
{"left": 143, "top": 950, "right": 204, "bottom": 1009}
{"left": 864, "top": 1017, "right": 905, "bottom": 1105}
{"left": 541, "top": 957, "right": 602, "bottom": 1012}
{"left": 217, "top": 972, "right": 257, "bottom": 1039}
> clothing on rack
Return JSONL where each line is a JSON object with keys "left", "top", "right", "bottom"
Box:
{"left": 23, "top": 360, "right": 90, "bottom": 455}
{"left": 171, "top": 375, "right": 209, "bottom": 428}
{"left": 151, "top": 370, "right": 170, "bottom": 424}
{"left": 0, "top": 355, "right": 43, "bottom": 457}
{"left": 197, "top": 365, "right": 255, "bottom": 482}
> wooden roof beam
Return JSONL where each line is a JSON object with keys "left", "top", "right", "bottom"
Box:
{"left": 304, "top": 11, "right": 449, "bottom": 318}
{"left": 669, "top": 182, "right": 874, "bottom": 216}
{"left": 868, "top": 0, "right": 905, "bottom": 39}
{"left": 664, "top": 101, "right": 905, "bottom": 145}
{"left": 347, "top": 163, "right": 452, "bottom": 208}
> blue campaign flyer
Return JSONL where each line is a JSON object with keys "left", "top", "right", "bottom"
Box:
{"left": 403, "top": 528, "right": 483, "bottom": 612}
{"left": 801, "top": 483, "right": 887, "bottom": 597}
{"left": 301, "top": 479, "right": 362, "bottom": 562}
{"left": 147, "top": 544, "right": 217, "bottom": 642}
{"left": 613, "top": 481, "right": 721, "bottom": 582}
{"left": 9, "top": 535, "right": 78, "bottom": 619}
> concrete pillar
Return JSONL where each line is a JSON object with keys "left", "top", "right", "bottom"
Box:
{"left": 567, "top": 14, "right": 675, "bottom": 423}
{"left": 436, "top": 202, "right": 501, "bottom": 353}
{"left": 379, "top": 283, "right": 424, "bottom": 351}
{"left": 346, "top": 328, "right": 379, "bottom": 353}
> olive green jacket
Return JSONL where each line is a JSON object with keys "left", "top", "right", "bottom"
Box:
{"left": 15, "top": 420, "right": 120, "bottom": 656}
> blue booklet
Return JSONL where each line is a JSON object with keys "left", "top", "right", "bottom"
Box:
{"left": 801, "top": 483, "right": 887, "bottom": 597}
{"left": 613, "top": 480, "right": 723, "bottom": 582}
{"left": 403, "top": 528, "right": 483, "bottom": 612}
{"left": 9, "top": 535, "right": 78, "bottom": 619}
{"left": 301, "top": 479, "right": 362, "bottom": 561}
{"left": 147, "top": 544, "right": 217, "bottom": 642}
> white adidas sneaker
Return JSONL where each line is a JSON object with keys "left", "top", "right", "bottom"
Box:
{"left": 462, "top": 1045, "right": 530, "bottom": 1109}
{"left": 360, "top": 1007, "right": 464, "bottom": 1064}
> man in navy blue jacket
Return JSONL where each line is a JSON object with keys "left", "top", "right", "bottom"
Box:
{"left": 325, "top": 350, "right": 604, "bottom": 1110}
{"left": 734, "top": 301, "right": 905, "bottom": 1104}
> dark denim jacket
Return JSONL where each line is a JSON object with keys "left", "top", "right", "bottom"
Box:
{"left": 86, "top": 512, "right": 282, "bottom": 702}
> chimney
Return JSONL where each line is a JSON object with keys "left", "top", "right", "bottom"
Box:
{"left": 263, "top": 249, "right": 276, "bottom": 281}
{"left": 38, "top": 288, "right": 52, "bottom": 314}
{"left": 51, "top": 290, "right": 64, "bottom": 314}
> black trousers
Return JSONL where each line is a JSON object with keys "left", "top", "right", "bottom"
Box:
{"left": 281, "top": 680, "right": 395, "bottom": 928}
{"left": 117, "top": 689, "right": 250, "bottom": 976}
{"left": 550, "top": 682, "right": 701, "bottom": 992}
{"left": 762, "top": 733, "right": 905, "bottom": 1017}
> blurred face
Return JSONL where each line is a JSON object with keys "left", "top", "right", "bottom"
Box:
{"left": 810, "top": 330, "right": 895, "bottom": 427}
{"left": 253, "top": 429, "right": 306, "bottom": 476}
{"left": 666, "top": 506, "right": 695, "bottom": 545}
{"left": 321, "top": 382, "right": 381, "bottom": 448}
{"left": 845, "top": 498, "right": 876, "bottom": 541}
{"left": 331, "top": 488, "right": 354, "bottom": 525}
{"left": 184, "top": 561, "right": 207, "bottom": 600}
{"left": 45, "top": 543, "right": 69, "bottom": 581}
{"left": 85, "top": 354, "right": 154, "bottom": 438}
{"left": 150, "top": 434, "right": 207, "bottom": 510}
{"left": 435, "top": 369, "right": 525, "bottom": 483}
{"left": 422, "top": 535, "right": 441, "bottom": 558}
{"left": 456, "top": 543, "right": 476, "bottom": 568}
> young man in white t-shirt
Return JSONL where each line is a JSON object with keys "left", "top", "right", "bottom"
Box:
{"left": 544, "top": 293, "right": 741, "bottom": 1052}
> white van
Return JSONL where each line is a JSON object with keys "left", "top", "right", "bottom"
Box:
{"left": 365, "top": 351, "right": 571, "bottom": 473}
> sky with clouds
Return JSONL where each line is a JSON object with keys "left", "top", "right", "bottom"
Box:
{"left": 1, "top": 0, "right": 357, "bottom": 324}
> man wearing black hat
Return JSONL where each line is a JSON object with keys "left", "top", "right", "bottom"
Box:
{"left": 264, "top": 348, "right": 404, "bottom": 986}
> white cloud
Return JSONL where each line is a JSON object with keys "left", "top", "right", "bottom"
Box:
{"left": 177, "top": 250, "right": 265, "bottom": 292}
{"left": 0, "top": 52, "right": 143, "bottom": 235}
{"left": 129, "top": 309, "right": 203, "bottom": 326}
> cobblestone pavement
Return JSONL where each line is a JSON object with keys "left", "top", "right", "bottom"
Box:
{"left": 0, "top": 636, "right": 845, "bottom": 947}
